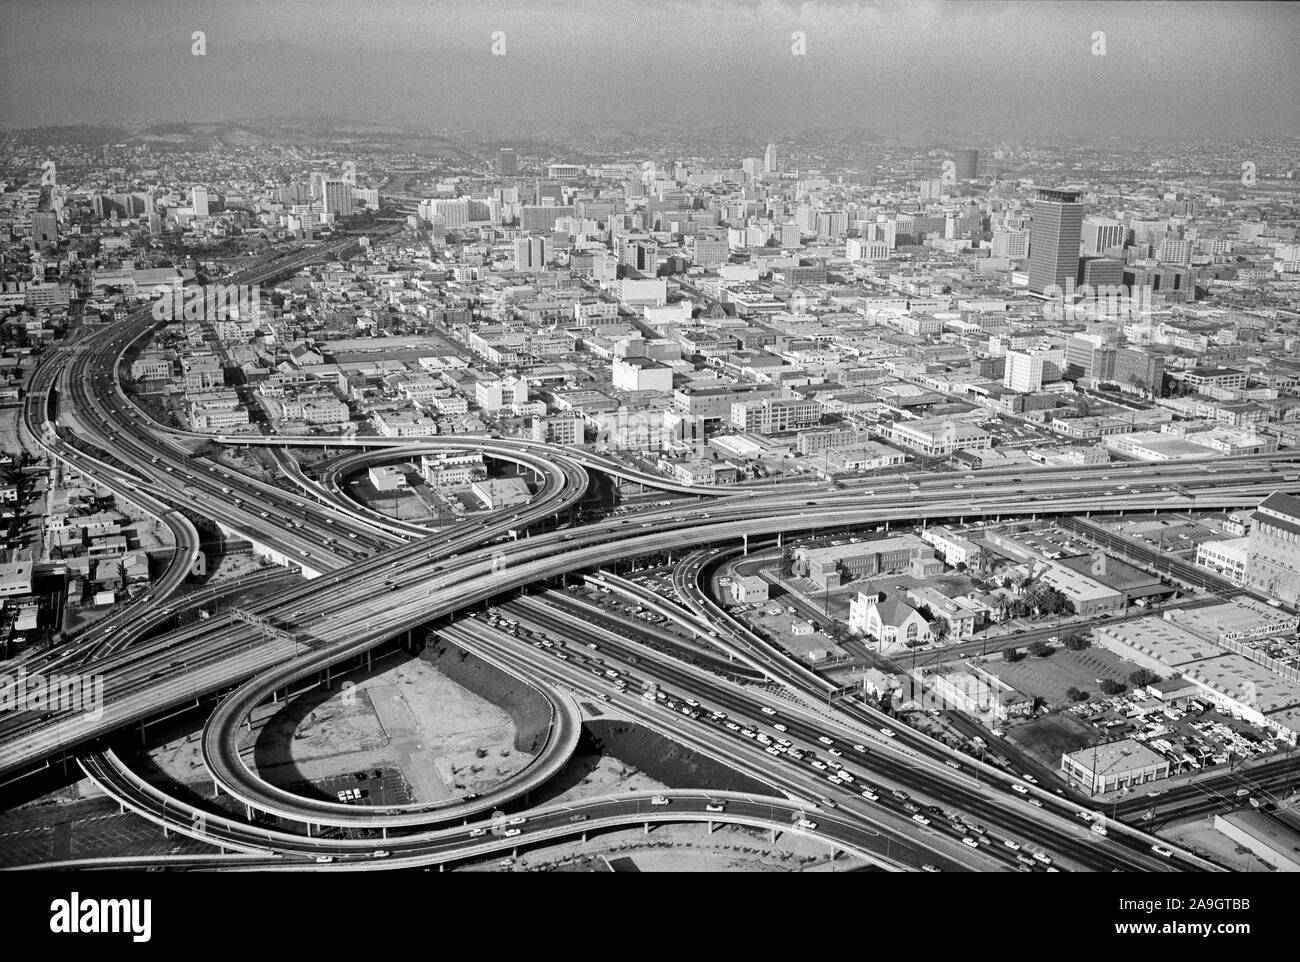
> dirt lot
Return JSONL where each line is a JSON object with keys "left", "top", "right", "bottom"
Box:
{"left": 244, "top": 650, "right": 539, "bottom": 804}
{"left": 1007, "top": 713, "right": 1097, "bottom": 767}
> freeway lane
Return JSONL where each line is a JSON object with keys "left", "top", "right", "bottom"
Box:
{"left": 3, "top": 486, "right": 1291, "bottom": 781}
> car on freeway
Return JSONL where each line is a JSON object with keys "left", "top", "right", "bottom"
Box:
{"left": 921, "top": 864, "right": 941, "bottom": 873}
{"left": 961, "top": 837, "right": 980, "bottom": 849}
{"left": 650, "top": 795, "right": 670, "bottom": 806}
{"left": 1151, "top": 845, "right": 1174, "bottom": 857}
{"left": 817, "top": 736, "right": 834, "bottom": 745}
{"left": 911, "top": 814, "right": 931, "bottom": 826}
{"left": 507, "top": 816, "right": 527, "bottom": 826}
{"left": 705, "top": 803, "right": 725, "bottom": 813}
{"left": 1032, "top": 852, "right": 1052, "bottom": 865}
{"left": 879, "top": 728, "right": 896, "bottom": 739}
{"left": 852, "top": 744, "right": 868, "bottom": 753}
{"left": 371, "top": 850, "right": 391, "bottom": 859}
{"left": 860, "top": 790, "right": 879, "bottom": 801}
{"left": 796, "top": 818, "right": 817, "bottom": 830}
{"left": 828, "top": 748, "right": 843, "bottom": 757}
{"left": 503, "top": 829, "right": 522, "bottom": 838}
{"left": 944, "top": 759, "right": 962, "bottom": 770}
{"left": 810, "top": 760, "right": 828, "bottom": 771}
{"left": 469, "top": 828, "right": 488, "bottom": 838}
{"left": 1027, "top": 798, "right": 1044, "bottom": 808}
{"left": 569, "top": 814, "right": 588, "bottom": 822}
{"left": 773, "top": 723, "right": 788, "bottom": 732}
{"left": 314, "top": 856, "right": 334, "bottom": 864}
{"left": 827, "top": 776, "right": 843, "bottom": 786}
{"left": 903, "top": 802, "right": 920, "bottom": 813}
{"left": 1011, "top": 783, "right": 1030, "bottom": 794}
{"left": 1003, "top": 839, "right": 1021, "bottom": 851}
{"left": 760, "top": 706, "right": 777, "bottom": 716}
{"left": 890, "top": 789, "right": 909, "bottom": 801}
{"left": 1022, "top": 773, "right": 1038, "bottom": 784}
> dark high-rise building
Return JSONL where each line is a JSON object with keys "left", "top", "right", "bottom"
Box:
{"left": 499, "top": 148, "right": 518, "bottom": 177}
{"left": 952, "top": 148, "right": 979, "bottom": 181}
{"left": 1028, "top": 188, "right": 1084, "bottom": 295}
{"left": 1114, "top": 347, "right": 1165, "bottom": 394}
{"left": 1079, "top": 257, "right": 1124, "bottom": 288}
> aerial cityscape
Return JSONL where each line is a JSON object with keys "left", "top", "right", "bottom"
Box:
{"left": 0, "top": 0, "right": 1297, "bottom": 915}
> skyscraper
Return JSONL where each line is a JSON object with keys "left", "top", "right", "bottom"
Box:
{"left": 499, "top": 148, "right": 519, "bottom": 176}
{"left": 190, "top": 185, "right": 210, "bottom": 217}
{"left": 1027, "top": 188, "right": 1084, "bottom": 295}
{"left": 1083, "top": 216, "right": 1125, "bottom": 255}
{"left": 764, "top": 143, "right": 778, "bottom": 173}
{"left": 321, "top": 179, "right": 354, "bottom": 218}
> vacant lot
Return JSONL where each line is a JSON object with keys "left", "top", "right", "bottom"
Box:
{"left": 983, "top": 645, "right": 1139, "bottom": 707}
{"left": 247, "top": 651, "right": 537, "bottom": 804}
{"left": 1007, "top": 713, "right": 1096, "bottom": 768}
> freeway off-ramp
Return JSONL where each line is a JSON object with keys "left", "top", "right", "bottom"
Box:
{"left": 5, "top": 234, "right": 1295, "bottom": 873}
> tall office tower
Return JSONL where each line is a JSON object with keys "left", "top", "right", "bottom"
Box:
{"left": 742, "top": 157, "right": 761, "bottom": 179}
{"left": 1003, "top": 349, "right": 1046, "bottom": 393}
{"left": 32, "top": 211, "right": 59, "bottom": 243}
{"left": 513, "top": 236, "right": 550, "bottom": 270}
{"left": 499, "top": 148, "right": 519, "bottom": 176}
{"left": 1027, "top": 188, "right": 1084, "bottom": 295}
{"left": 764, "top": 143, "right": 778, "bottom": 173}
{"left": 1083, "top": 216, "right": 1125, "bottom": 255}
{"left": 321, "top": 179, "right": 354, "bottom": 218}
{"left": 190, "top": 186, "right": 210, "bottom": 217}
{"left": 952, "top": 148, "right": 979, "bottom": 181}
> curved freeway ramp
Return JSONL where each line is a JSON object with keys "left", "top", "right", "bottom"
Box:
{"left": 199, "top": 630, "right": 584, "bottom": 831}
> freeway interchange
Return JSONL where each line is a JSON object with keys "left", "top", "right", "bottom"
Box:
{"left": 4, "top": 241, "right": 1299, "bottom": 873}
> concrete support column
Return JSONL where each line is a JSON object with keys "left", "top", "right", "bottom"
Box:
{"left": 644, "top": 822, "right": 651, "bottom": 835}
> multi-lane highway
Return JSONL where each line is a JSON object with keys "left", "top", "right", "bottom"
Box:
{"left": 6, "top": 229, "right": 1298, "bottom": 873}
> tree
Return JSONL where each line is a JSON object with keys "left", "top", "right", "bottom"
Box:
{"left": 1099, "top": 678, "right": 1126, "bottom": 696}
{"left": 1065, "top": 687, "right": 1089, "bottom": 702}
{"left": 929, "top": 619, "right": 951, "bottom": 645}
{"left": 1063, "top": 631, "right": 1091, "bottom": 651}
{"left": 1003, "top": 646, "right": 1024, "bottom": 663}
{"left": 1129, "top": 668, "right": 1160, "bottom": 688}
{"left": 1028, "top": 640, "right": 1052, "bottom": 657}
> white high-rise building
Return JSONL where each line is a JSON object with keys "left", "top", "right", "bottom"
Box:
{"left": 321, "top": 179, "right": 353, "bottom": 217}
{"left": 1003, "top": 349, "right": 1046, "bottom": 393}
{"left": 1083, "top": 217, "right": 1126, "bottom": 256}
{"left": 991, "top": 227, "right": 1029, "bottom": 260}
{"left": 190, "top": 186, "right": 210, "bottom": 217}
{"left": 764, "top": 143, "right": 778, "bottom": 173}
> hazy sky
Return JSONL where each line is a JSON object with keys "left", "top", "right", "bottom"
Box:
{"left": 1, "top": 0, "right": 1297, "bottom": 139}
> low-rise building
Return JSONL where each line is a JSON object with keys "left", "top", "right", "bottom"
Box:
{"left": 1060, "top": 738, "right": 1171, "bottom": 795}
